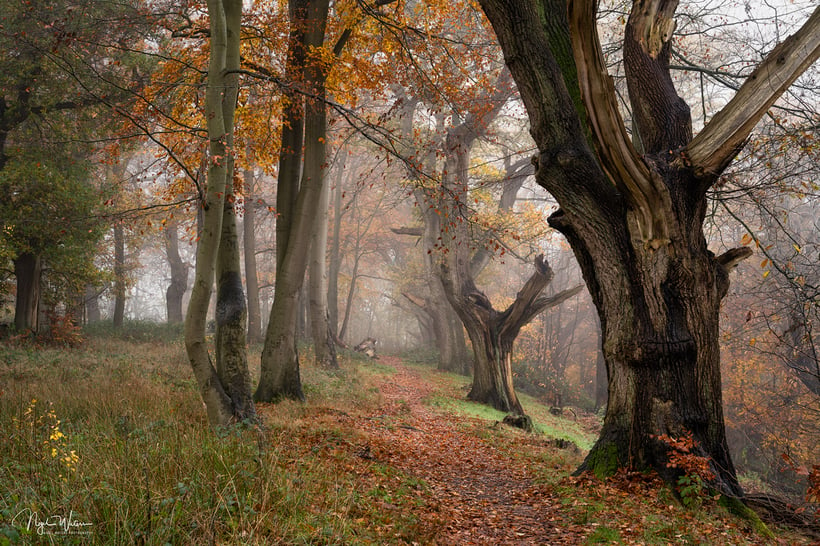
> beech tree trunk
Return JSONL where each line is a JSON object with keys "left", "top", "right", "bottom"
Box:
{"left": 478, "top": 0, "right": 819, "bottom": 494}
{"left": 257, "top": 0, "right": 332, "bottom": 401}
{"left": 165, "top": 221, "right": 187, "bottom": 324}
{"left": 243, "top": 168, "right": 262, "bottom": 343}
{"left": 113, "top": 223, "right": 126, "bottom": 328}
{"left": 184, "top": 0, "right": 256, "bottom": 427}
{"left": 13, "top": 252, "right": 41, "bottom": 333}
{"left": 328, "top": 154, "right": 345, "bottom": 338}
{"left": 304, "top": 0, "right": 337, "bottom": 369}
{"left": 214, "top": 168, "right": 256, "bottom": 422}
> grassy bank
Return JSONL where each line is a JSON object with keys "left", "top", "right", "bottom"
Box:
{"left": 0, "top": 332, "right": 432, "bottom": 544}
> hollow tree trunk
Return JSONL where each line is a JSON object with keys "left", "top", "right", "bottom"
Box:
{"left": 13, "top": 252, "right": 41, "bottom": 333}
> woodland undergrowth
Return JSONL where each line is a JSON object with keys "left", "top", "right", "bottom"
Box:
{"left": 0, "top": 323, "right": 815, "bottom": 544}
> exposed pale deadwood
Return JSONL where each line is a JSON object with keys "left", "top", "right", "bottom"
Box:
{"left": 391, "top": 226, "right": 424, "bottom": 237}
{"left": 715, "top": 246, "right": 753, "bottom": 270}
{"left": 568, "top": 0, "right": 670, "bottom": 245}
{"left": 687, "top": 7, "right": 820, "bottom": 179}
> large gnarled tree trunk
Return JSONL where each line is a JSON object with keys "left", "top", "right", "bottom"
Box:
{"left": 478, "top": 0, "right": 820, "bottom": 495}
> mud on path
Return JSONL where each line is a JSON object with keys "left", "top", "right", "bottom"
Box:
{"left": 358, "top": 357, "right": 579, "bottom": 545}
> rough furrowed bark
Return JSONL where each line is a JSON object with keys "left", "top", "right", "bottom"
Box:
{"left": 478, "top": 0, "right": 766, "bottom": 498}
{"left": 13, "top": 252, "right": 42, "bottom": 333}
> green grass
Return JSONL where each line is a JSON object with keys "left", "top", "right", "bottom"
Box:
{"left": 0, "top": 334, "right": 431, "bottom": 545}
{"left": 417, "top": 364, "right": 596, "bottom": 450}
{"left": 0, "top": 334, "right": 812, "bottom": 545}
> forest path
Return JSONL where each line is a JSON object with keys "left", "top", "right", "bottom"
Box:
{"left": 359, "top": 356, "right": 581, "bottom": 545}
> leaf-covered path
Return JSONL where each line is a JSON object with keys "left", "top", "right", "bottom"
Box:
{"left": 358, "top": 357, "right": 581, "bottom": 544}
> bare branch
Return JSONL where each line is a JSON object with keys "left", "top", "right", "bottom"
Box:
{"left": 686, "top": 7, "right": 820, "bottom": 179}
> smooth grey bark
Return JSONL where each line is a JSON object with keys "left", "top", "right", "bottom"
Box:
{"left": 215, "top": 168, "right": 256, "bottom": 422}
{"left": 327, "top": 155, "right": 345, "bottom": 338}
{"left": 257, "top": 0, "right": 331, "bottom": 401}
{"left": 243, "top": 168, "right": 262, "bottom": 343}
{"left": 113, "top": 223, "right": 126, "bottom": 328}
{"left": 184, "top": 0, "right": 256, "bottom": 427}
{"left": 304, "top": 0, "right": 337, "bottom": 369}
{"left": 477, "top": 0, "right": 818, "bottom": 495}
{"left": 164, "top": 221, "right": 187, "bottom": 324}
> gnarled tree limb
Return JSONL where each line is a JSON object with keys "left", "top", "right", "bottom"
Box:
{"left": 568, "top": 0, "right": 670, "bottom": 245}
{"left": 687, "top": 7, "right": 820, "bottom": 181}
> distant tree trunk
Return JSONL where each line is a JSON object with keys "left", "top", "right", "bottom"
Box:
{"left": 337, "top": 249, "right": 359, "bottom": 342}
{"left": 442, "top": 255, "right": 582, "bottom": 414}
{"left": 783, "top": 314, "right": 820, "bottom": 397}
{"left": 113, "top": 223, "right": 125, "bottom": 328}
{"left": 13, "top": 252, "right": 41, "bottom": 333}
{"left": 328, "top": 155, "right": 345, "bottom": 338}
{"left": 243, "top": 168, "right": 262, "bottom": 343}
{"left": 184, "top": 0, "right": 256, "bottom": 427}
{"left": 165, "top": 222, "right": 187, "bottom": 324}
{"left": 85, "top": 285, "right": 101, "bottom": 323}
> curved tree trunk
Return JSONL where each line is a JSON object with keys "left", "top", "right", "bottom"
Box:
{"left": 165, "top": 221, "right": 187, "bottom": 324}
{"left": 13, "top": 252, "right": 41, "bottom": 333}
